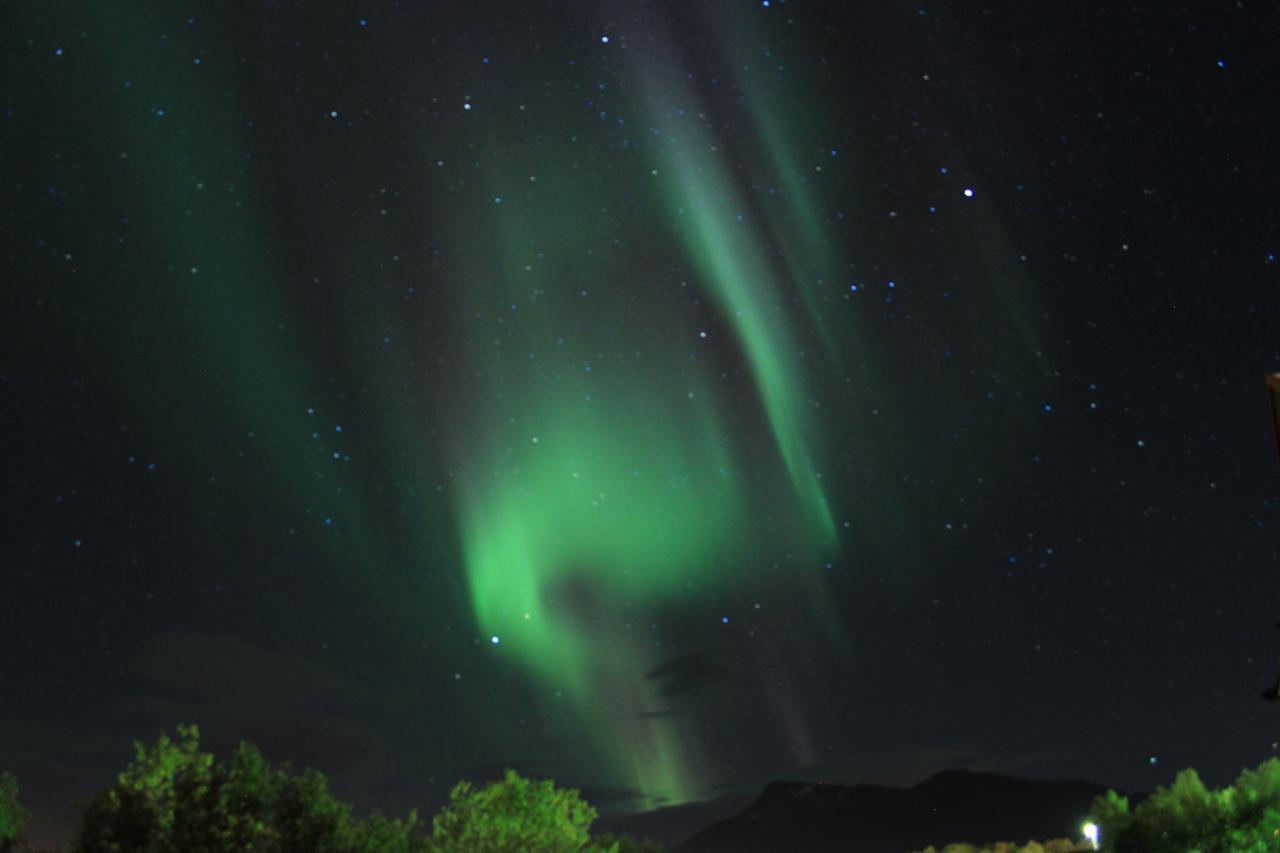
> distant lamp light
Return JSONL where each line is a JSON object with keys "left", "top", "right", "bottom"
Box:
{"left": 1082, "top": 821, "right": 1099, "bottom": 850}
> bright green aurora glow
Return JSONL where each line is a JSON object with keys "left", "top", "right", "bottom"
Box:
{"left": 447, "top": 13, "right": 844, "bottom": 809}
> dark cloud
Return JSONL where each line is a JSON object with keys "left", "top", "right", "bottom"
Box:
{"left": 644, "top": 649, "right": 730, "bottom": 699}
{"left": 118, "top": 631, "right": 385, "bottom": 774}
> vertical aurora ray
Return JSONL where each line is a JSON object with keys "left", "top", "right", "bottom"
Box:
{"left": 620, "top": 4, "right": 852, "bottom": 547}
{"left": 445, "top": 10, "right": 842, "bottom": 808}
{"left": 33, "top": 5, "right": 336, "bottom": 514}
{"left": 639, "top": 86, "right": 837, "bottom": 544}
{"left": 27, "top": 3, "right": 456, "bottom": 637}
{"left": 447, "top": 168, "right": 745, "bottom": 804}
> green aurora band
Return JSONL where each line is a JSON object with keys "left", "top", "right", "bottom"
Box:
{"left": 447, "top": 13, "right": 847, "bottom": 808}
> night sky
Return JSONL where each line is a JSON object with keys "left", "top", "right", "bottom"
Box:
{"left": 4, "top": 1, "right": 1280, "bottom": 848}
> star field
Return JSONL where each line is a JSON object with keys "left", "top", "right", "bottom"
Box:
{"left": 2, "top": 1, "right": 1279, "bottom": 849}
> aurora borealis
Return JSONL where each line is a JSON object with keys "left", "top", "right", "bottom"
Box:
{"left": 5, "top": 1, "right": 1280, "bottom": 849}
{"left": 446, "top": 9, "right": 857, "bottom": 804}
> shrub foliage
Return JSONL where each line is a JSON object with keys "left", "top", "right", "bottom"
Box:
{"left": 15, "top": 727, "right": 1280, "bottom": 853}
{"left": 69, "top": 724, "right": 428, "bottom": 852}
{"left": 1089, "top": 757, "right": 1280, "bottom": 853}
{"left": 53, "top": 724, "right": 660, "bottom": 852}
{"left": 429, "top": 768, "right": 597, "bottom": 852}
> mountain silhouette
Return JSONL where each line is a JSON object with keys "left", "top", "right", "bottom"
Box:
{"left": 664, "top": 768, "right": 1149, "bottom": 853}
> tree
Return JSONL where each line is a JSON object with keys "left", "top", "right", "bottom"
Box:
{"left": 429, "top": 768, "right": 598, "bottom": 852}
{"left": 0, "top": 772, "right": 28, "bottom": 853}
{"left": 71, "top": 724, "right": 430, "bottom": 852}
{"left": 67, "top": 724, "right": 656, "bottom": 852}
{"left": 1088, "top": 758, "right": 1280, "bottom": 852}
{"left": 72, "top": 723, "right": 212, "bottom": 851}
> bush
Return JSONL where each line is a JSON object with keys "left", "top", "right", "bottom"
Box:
{"left": 63, "top": 724, "right": 661, "bottom": 852}
{"left": 1089, "top": 757, "right": 1280, "bottom": 852}
{"left": 425, "top": 768, "right": 666, "bottom": 852}
{"left": 429, "top": 768, "right": 597, "bottom": 852}
{"left": 70, "top": 724, "right": 429, "bottom": 852}
{"left": 0, "top": 772, "right": 28, "bottom": 853}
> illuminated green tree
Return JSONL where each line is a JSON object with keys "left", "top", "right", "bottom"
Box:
{"left": 0, "top": 772, "right": 28, "bottom": 853}
{"left": 66, "top": 725, "right": 659, "bottom": 852}
{"left": 1089, "top": 758, "right": 1280, "bottom": 853}
{"left": 71, "top": 724, "right": 211, "bottom": 851}
{"left": 429, "top": 769, "right": 597, "bottom": 852}
{"left": 70, "top": 724, "right": 429, "bottom": 852}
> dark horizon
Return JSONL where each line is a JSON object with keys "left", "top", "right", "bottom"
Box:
{"left": 4, "top": 1, "right": 1279, "bottom": 850}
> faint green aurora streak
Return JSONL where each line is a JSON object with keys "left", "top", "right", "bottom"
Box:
{"left": 448, "top": 17, "right": 845, "bottom": 807}
{"left": 46, "top": 4, "right": 452, "bottom": 636}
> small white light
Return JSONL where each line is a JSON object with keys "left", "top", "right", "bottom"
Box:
{"left": 1082, "top": 821, "right": 1099, "bottom": 850}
